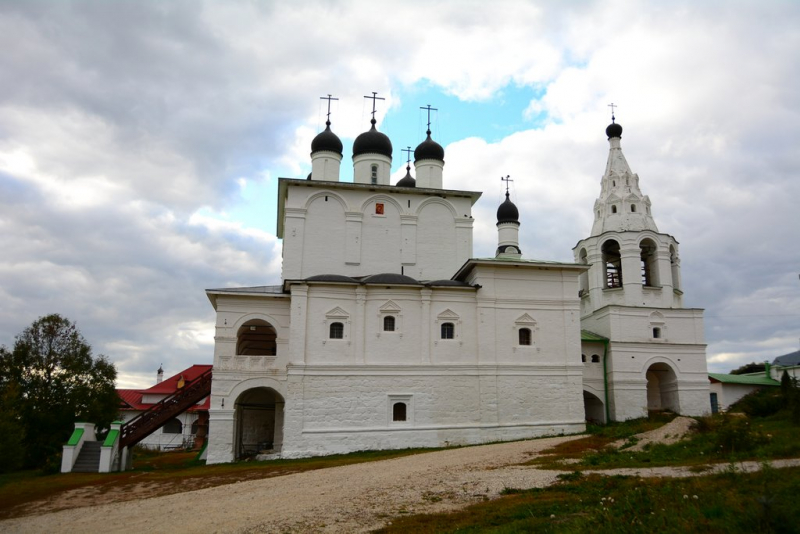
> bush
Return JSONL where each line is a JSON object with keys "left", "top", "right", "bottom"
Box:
{"left": 714, "top": 415, "right": 767, "bottom": 455}
{"left": 730, "top": 388, "right": 782, "bottom": 418}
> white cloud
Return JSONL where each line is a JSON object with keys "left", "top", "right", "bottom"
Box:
{"left": 0, "top": 0, "right": 798, "bottom": 386}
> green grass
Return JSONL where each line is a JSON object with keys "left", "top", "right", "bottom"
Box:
{"left": 528, "top": 410, "right": 800, "bottom": 471}
{"left": 376, "top": 465, "right": 800, "bottom": 533}
{"left": 377, "top": 400, "right": 800, "bottom": 533}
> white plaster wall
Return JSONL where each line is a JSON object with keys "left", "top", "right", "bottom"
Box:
{"left": 280, "top": 183, "right": 476, "bottom": 281}
{"left": 280, "top": 368, "right": 585, "bottom": 458}
{"left": 601, "top": 343, "right": 709, "bottom": 420}
{"left": 710, "top": 382, "right": 766, "bottom": 411}
{"left": 311, "top": 152, "right": 342, "bottom": 181}
{"left": 581, "top": 306, "right": 705, "bottom": 346}
{"left": 414, "top": 160, "right": 443, "bottom": 189}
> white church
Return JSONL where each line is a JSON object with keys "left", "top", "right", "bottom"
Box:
{"left": 204, "top": 101, "right": 710, "bottom": 463}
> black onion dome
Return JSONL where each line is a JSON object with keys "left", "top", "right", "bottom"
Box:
{"left": 396, "top": 166, "right": 416, "bottom": 188}
{"left": 311, "top": 121, "right": 343, "bottom": 155}
{"left": 353, "top": 118, "right": 392, "bottom": 158}
{"left": 361, "top": 273, "right": 420, "bottom": 285}
{"left": 606, "top": 121, "right": 623, "bottom": 139}
{"left": 414, "top": 130, "right": 444, "bottom": 162}
{"left": 496, "top": 192, "right": 520, "bottom": 224}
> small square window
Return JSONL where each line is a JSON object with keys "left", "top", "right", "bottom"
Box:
{"left": 388, "top": 394, "right": 412, "bottom": 425}
{"left": 653, "top": 327, "right": 661, "bottom": 339}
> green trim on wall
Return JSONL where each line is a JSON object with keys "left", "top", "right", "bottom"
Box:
{"left": 103, "top": 429, "right": 119, "bottom": 448}
{"left": 66, "top": 428, "right": 85, "bottom": 446}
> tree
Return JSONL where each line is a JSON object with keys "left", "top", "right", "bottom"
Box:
{"left": 0, "top": 314, "right": 118, "bottom": 469}
{"left": 730, "top": 362, "right": 765, "bottom": 375}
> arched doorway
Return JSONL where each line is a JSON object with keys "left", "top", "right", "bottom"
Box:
{"left": 583, "top": 390, "right": 605, "bottom": 424}
{"left": 234, "top": 387, "right": 284, "bottom": 458}
{"left": 646, "top": 362, "right": 680, "bottom": 413}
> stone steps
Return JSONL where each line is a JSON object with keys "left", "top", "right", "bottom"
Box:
{"left": 72, "top": 441, "right": 102, "bottom": 473}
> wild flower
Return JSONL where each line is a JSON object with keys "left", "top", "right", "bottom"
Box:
{"left": 692, "top": 495, "right": 698, "bottom": 500}
{"left": 683, "top": 495, "right": 689, "bottom": 499}
{"left": 550, "top": 514, "right": 556, "bottom": 519}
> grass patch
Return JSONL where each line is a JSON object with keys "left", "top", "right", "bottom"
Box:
{"left": 0, "top": 447, "right": 441, "bottom": 520}
{"left": 375, "top": 465, "right": 800, "bottom": 533}
{"left": 530, "top": 410, "right": 800, "bottom": 471}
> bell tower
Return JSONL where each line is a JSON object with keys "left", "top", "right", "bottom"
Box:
{"left": 574, "top": 115, "right": 683, "bottom": 314}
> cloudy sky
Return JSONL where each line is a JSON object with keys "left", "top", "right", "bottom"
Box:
{"left": 1, "top": 0, "right": 798, "bottom": 387}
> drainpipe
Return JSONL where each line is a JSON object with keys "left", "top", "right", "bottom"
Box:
{"left": 602, "top": 340, "right": 610, "bottom": 424}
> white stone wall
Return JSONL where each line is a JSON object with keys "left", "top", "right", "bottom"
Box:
{"left": 280, "top": 182, "right": 477, "bottom": 281}
{"left": 280, "top": 368, "right": 585, "bottom": 458}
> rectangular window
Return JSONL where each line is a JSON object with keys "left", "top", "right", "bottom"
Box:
{"left": 329, "top": 322, "right": 344, "bottom": 339}
{"left": 388, "top": 394, "right": 412, "bottom": 425}
{"left": 375, "top": 202, "right": 384, "bottom": 215}
{"left": 441, "top": 322, "right": 454, "bottom": 339}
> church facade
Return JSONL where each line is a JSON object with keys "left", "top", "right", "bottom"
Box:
{"left": 204, "top": 108, "right": 709, "bottom": 463}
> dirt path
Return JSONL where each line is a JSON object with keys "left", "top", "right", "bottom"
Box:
{"left": 2, "top": 436, "right": 798, "bottom": 534}
{"left": 0, "top": 436, "right": 579, "bottom": 534}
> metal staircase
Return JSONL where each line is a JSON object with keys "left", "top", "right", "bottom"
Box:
{"left": 119, "top": 367, "right": 212, "bottom": 449}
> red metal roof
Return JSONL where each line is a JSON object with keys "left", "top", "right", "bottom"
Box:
{"left": 117, "top": 364, "right": 212, "bottom": 412}
{"left": 141, "top": 364, "right": 213, "bottom": 394}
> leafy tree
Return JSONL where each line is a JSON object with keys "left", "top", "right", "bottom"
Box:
{"left": 730, "top": 362, "right": 766, "bottom": 375}
{"left": 0, "top": 376, "right": 25, "bottom": 473}
{"left": 781, "top": 370, "right": 793, "bottom": 397}
{"left": 0, "top": 314, "right": 118, "bottom": 469}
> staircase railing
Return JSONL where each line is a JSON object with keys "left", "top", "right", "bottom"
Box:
{"left": 119, "top": 368, "right": 212, "bottom": 449}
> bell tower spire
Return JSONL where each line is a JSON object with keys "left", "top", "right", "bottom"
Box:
{"left": 590, "top": 110, "right": 658, "bottom": 236}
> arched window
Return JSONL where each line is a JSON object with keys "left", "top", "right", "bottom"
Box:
{"left": 383, "top": 316, "right": 395, "bottom": 332}
{"left": 602, "top": 240, "right": 622, "bottom": 288}
{"left": 370, "top": 164, "right": 378, "bottom": 185}
{"left": 581, "top": 354, "right": 587, "bottom": 363}
{"left": 329, "top": 322, "right": 344, "bottom": 339}
{"left": 236, "top": 319, "right": 277, "bottom": 356}
{"left": 640, "top": 238, "right": 659, "bottom": 287}
{"left": 162, "top": 418, "right": 182, "bottom": 434}
{"left": 441, "top": 322, "right": 454, "bottom": 339}
{"left": 611, "top": 205, "right": 617, "bottom": 214}
{"left": 392, "top": 402, "right": 407, "bottom": 421}
{"left": 631, "top": 204, "right": 637, "bottom": 213}
{"left": 519, "top": 328, "right": 532, "bottom": 346}
{"left": 591, "top": 354, "right": 600, "bottom": 363}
